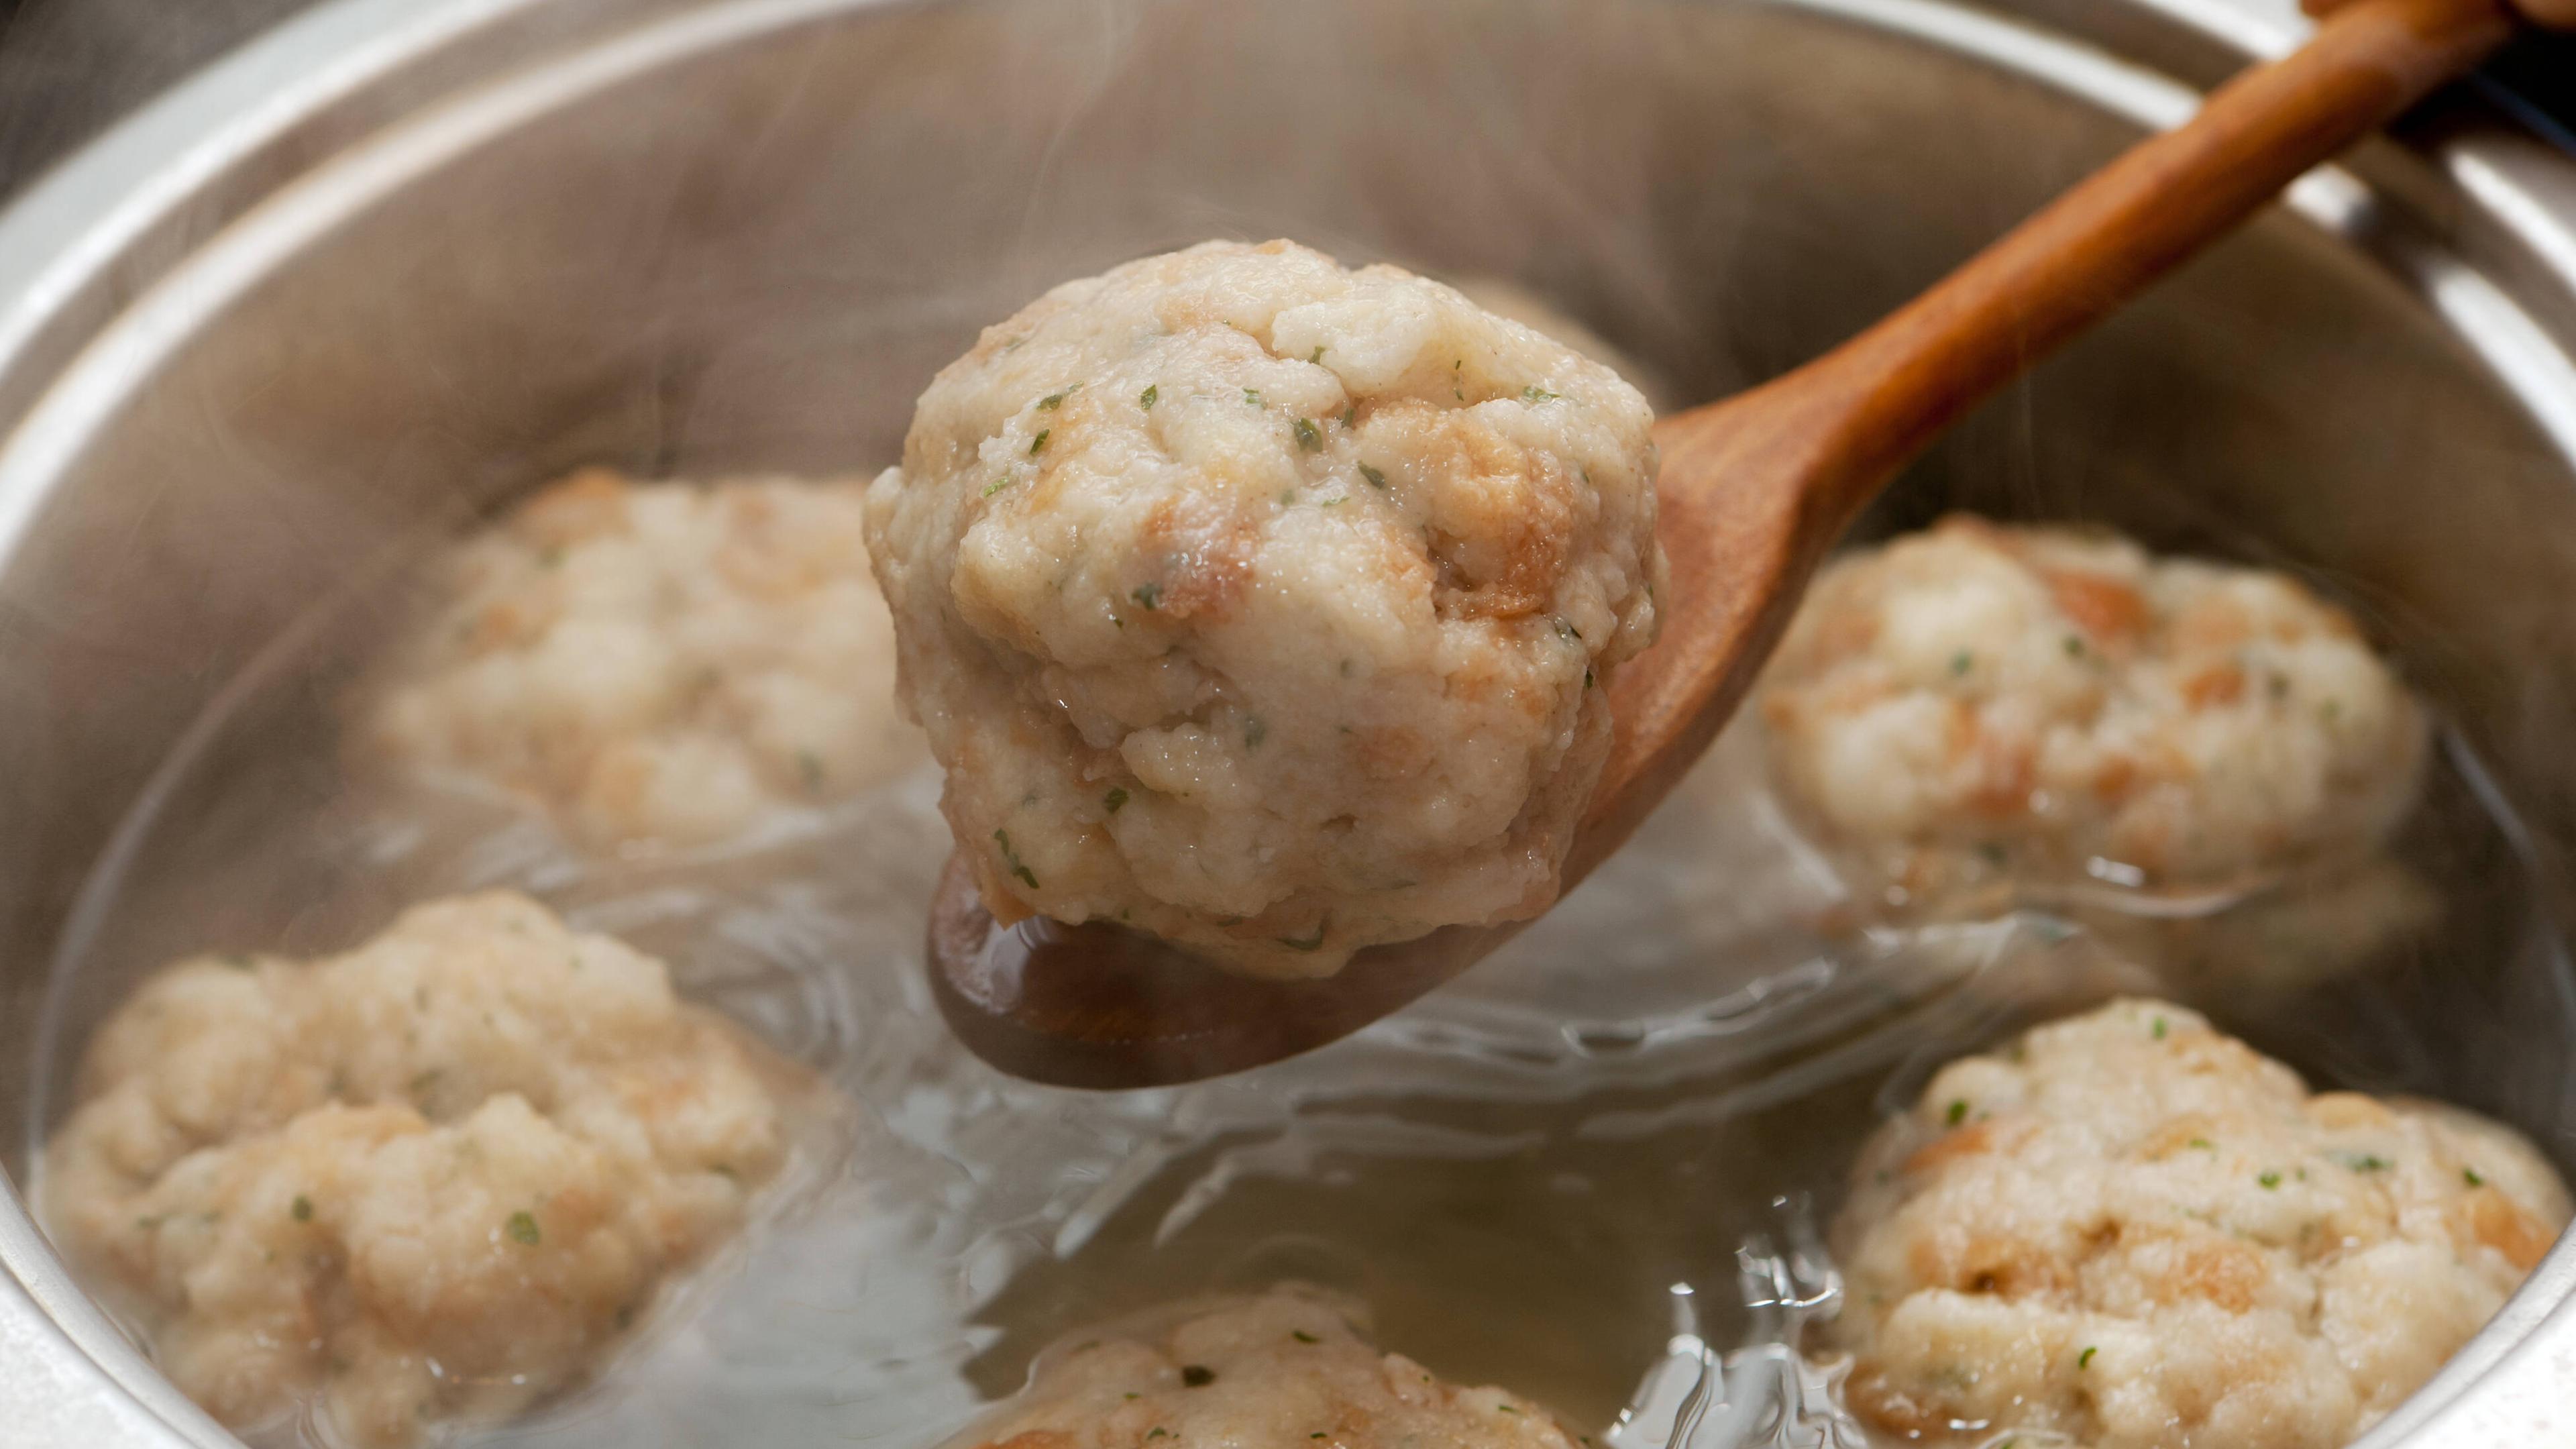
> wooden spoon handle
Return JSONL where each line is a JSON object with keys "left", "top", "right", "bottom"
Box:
{"left": 1584, "top": 0, "right": 2512, "bottom": 880}
{"left": 1792, "top": 0, "right": 2514, "bottom": 517}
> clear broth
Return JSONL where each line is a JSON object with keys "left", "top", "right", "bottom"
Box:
{"left": 24, "top": 545, "right": 2575, "bottom": 1449}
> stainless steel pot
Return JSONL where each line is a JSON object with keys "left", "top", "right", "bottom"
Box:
{"left": 6, "top": 0, "right": 2576, "bottom": 1444}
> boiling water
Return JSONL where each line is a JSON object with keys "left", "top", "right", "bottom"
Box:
{"left": 23, "top": 557, "right": 2576, "bottom": 1449}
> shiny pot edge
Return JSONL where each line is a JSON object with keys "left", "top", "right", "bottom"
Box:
{"left": 3, "top": 0, "right": 2575, "bottom": 1445}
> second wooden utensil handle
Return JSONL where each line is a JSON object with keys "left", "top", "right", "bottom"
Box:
{"left": 1801, "top": 0, "right": 2515, "bottom": 519}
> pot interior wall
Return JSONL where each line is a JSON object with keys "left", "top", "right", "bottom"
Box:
{"left": 5, "top": 0, "right": 2575, "bottom": 1224}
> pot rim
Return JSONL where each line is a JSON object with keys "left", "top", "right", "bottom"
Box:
{"left": 3, "top": 1, "right": 2575, "bottom": 1445}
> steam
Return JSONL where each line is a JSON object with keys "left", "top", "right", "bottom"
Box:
{"left": 5, "top": 0, "right": 2576, "bottom": 1446}
{"left": 0, "top": 0, "right": 316, "bottom": 199}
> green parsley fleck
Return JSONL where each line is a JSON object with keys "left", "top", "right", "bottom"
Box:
{"left": 1497, "top": 1406, "right": 1521, "bottom": 1415}
{"left": 1104, "top": 788, "right": 1130, "bottom": 815}
{"left": 2465, "top": 1167, "right": 2487, "bottom": 1187}
{"left": 2334, "top": 1152, "right": 2393, "bottom": 1173}
{"left": 1244, "top": 716, "right": 1267, "bottom": 748}
{"left": 1946, "top": 1099, "right": 1969, "bottom": 1126}
{"left": 1028, "top": 428, "right": 1050, "bottom": 455}
{"left": 291, "top": 1195, "right": 313, "bottom": 1223}
{"left": 1584, "top": 667, "right": 1595, "bottom": 690}
{"left": 1358, "top": 463, "right": 1388, "bottom": 489}
{"left": 1291, "top": 1330, "right": 1321, "bottom": 1344}
{"left": 1243, "top": 388, "right": 1263, "bottom": 407}
{"left": 1309, "top": 345, "right": 1326, "bottom": 363}
{"left": 1140, "top": 384, "right": 1159, "bottom": 410}
{"left": 2153, "top": 1016, "right": 2168, "bottom": 1040}
{"left": 2188, "top": 1138, "right": 2214, "bottom": 1151}
{"left": 1181, "top": 1365, "right": 1216, "bottom": 1387}
{"left": 1147, "top": 1430, "right": 1169, "bottom": 1441}
{"left": 993, "top": 829, "right": 1040, "bottom": 890}
{"left": 1293, "top": 417, "right": 1323, "bottom": 451}
{"left": 2078, "top": 1346, "right": 2097, "bottom": 1369}
{"left": 1036, "top": 388, "right": 1071, "bottom": 411}
{"left": 1521, "top": 386, "right": 1558, "bottom": 403}
{"left": 506, "top": 1211, "right": 541, "bottom": 1246}
{"left": 1132, "top": 582, "right": 1161, "bottom": 610}
{"left": 1949, "top": 649, "right": 1974, "bottom": 676}
{"left": 1340, "top": 405, "right": 1356, "bottom": 427}
{"left": 2064, "top": 635, "right": 2085, "bottom": 657}
{"left": 2259, "top": 1171, "right": 2282, "bottom": 1189}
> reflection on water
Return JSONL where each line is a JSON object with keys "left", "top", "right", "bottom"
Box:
{"left": 24, "top": 586, "right": 2573, "bottom": 1449}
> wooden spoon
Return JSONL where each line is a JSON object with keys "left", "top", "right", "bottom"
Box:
{"left": 927, "top": 0, "right": 2518, "bottom": 1088}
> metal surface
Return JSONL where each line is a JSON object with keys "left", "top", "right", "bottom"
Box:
{"left": 1607, "top": 1198, "right": 1866, "bottom": 1449}
{"left": 3, "top": 0, "right": 2576, "bottom": 1444}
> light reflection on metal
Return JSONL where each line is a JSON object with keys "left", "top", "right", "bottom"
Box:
{"left": 1608, "top": 1198, "right": 1868, "bottom": 1449}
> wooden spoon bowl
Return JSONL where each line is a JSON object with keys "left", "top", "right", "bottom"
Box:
{"left": 928, "top": 0, "right": 2520, "bottom": 1088}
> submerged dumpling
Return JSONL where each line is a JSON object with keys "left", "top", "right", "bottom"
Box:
{"left": 866, "top": 239, "right": 1664, "bottom": 976}
{"left": 1761, "top": 516, "right": 2426, "bottom": 904}
{"left": 40, "top": 892, "right": 810, "bottom": 1448}
{"left": 364, "top": 468, "right": 920, "bottom": 849}
{"left": 1830, "top": 998, "right": 2569, "bottom": 1449}
{"left": 946, "top": 1285, "right": 1582, "bottom": 1449}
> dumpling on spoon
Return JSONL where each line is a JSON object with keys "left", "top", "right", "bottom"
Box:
{"left": 865, "top": 240, "right": 1664, "bottom": 977}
